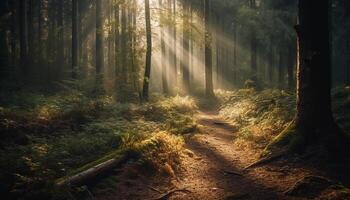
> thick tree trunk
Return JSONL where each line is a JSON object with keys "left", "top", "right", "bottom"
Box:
{"left": 72, "top": 0, "right": 79, "bottom": 79}
{"left": 269, "top": 0, "right": 350, "bottom": 152}
{"left": 204, "top": 0, "right": 214, "bottom": 96}
{"left": 142, "top": 0, "right": 152, "bottom": 101}
{"left": 294, "top": 0, "right": 333, "bottom": 134}
{"left": 96, "top": 0, "right": 104, "bottom": 82}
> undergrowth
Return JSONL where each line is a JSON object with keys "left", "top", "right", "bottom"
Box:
{"left": 218, "top": 89, "right": 295, "bottom": 151}
{"left": 218, "top": 87, "right": 350, "bottom": 153}
{"left": 0, "top": 88, "right": 198, "bottom": 200}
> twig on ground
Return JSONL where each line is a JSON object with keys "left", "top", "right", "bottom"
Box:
{"left": 146, "top": 185, "right": 163, "bottom": 194}
{"left": 152, "top": 188, "right": 192, "bottom": 200}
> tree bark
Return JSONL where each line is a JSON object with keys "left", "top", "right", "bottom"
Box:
{"left": 269, "top": 0, "right": 350, "bottom": 152}
{"left": 142, "top": 0, "right": 152, "bottom": 101}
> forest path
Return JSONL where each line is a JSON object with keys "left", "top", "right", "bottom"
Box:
{"left": 166, "top": 110, "right": 306, "bottom": 200}
{"left": 96, "top": 110, "right": 308, "bottom": 200}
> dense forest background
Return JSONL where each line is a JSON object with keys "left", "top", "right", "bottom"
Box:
{"left": 1, "top": 0, "right": 350, "bottom": 200}
{"left": 0, "top": 0, "right": 349, "bottom": 95}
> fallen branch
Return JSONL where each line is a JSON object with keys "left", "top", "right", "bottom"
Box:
{"left": 146, "top": 185, "right": 163, "bottom": 194}
{"left": 152, "top": 188, "right": 192, "bottom": 200}
{"left": 223, "top": 170, "right": 243, "bottom": 176}
{"left": 244, "top": 151, "right": 287, "bottom": 170}
{"left": 56, "top": 154, "right": 127, "bottom": 187}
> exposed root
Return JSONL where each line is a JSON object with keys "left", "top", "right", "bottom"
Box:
{"left": 223, "top": 170, "right": 243, "bottom": 176}
{"left": 244, "top": 151, "right": 287, "bottom": 170}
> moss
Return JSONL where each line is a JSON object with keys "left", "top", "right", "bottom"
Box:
{"left": 265, "top": 121, "right": 306, "bottom": 154}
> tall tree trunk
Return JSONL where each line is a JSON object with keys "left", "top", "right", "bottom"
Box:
{"left": 11, "top": 0, "right": 17, "bottom": 67}
{"left": 182, "top": 0, "right": 190, "bottom": 93}
{"left": 233, "top": 20, "right": 237, "bottom": 85}
{"left": 172, "top": 0, "right": 177, "bottom": 93}
{"left": 38, "top": 0, "right": 44, "bottom": 62}
{"left": 250, "top": 0, "right": 257, "bottom": 85}
{"left": 121, "top": 1, "right": 127, "bottom": 83}
{"left": 142, "top": 0, "right": 152, "bottom": 101}
{"left": 96, "top": 0, "right": 104, "bottom": 83}
{"left": 287, "top": 43, "right": 295, "bottom": 90}
{"left": 268, "top": 36, "right": 274, "bottom": 85}
{"left": 189, "top": 2, "right": 194, "bottom": 91}
{"left": 278, "top": 47, "right": 284, "bottom": 89}
{"left": 269, "top": 0, "right": 350, "bottom": 152}
{"left": 114, "top": 1, "right": 120, "bottom": 78}
{"left": 57, "top": 0, "right": 64, "bottom": 76}
{"left": 20, "top": 0, "right": 28, "bottom": 75}
{"left": 167, "top": 0, "right": 172, "bottom": 93}
{"left": 72, "top": 0, "right": 79, "bottom": 79}
{"left": 28, "top": 0, "right": 34, "bottom": 65}
{"left": 159, "top": 0, "right": 168, "bottom": 94}
{"left": 347, "top": 40, "right": 350, "bottom": 85}
{"left": 204, "top": 0, "right": 214, "bottom": 96}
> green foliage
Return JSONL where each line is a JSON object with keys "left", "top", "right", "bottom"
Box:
{"left": 219, "top": 89, "right": 295, "bottom": 150}
{"left": 0, "top": 90, "right": 198, "bottom": 199}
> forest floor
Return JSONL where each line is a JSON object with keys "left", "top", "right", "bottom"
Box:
{"left": 2, "top": 87, "right": 350, "bottom": 200}
{"left": 94, "top": 110, "right": 308, "bottom": 200}
{"left": 94, "top": 88, "right": 350, "bottom": 200}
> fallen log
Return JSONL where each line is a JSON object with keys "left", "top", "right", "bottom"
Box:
{"left": 56, "top": 154, "right": 128, "bottom": 187}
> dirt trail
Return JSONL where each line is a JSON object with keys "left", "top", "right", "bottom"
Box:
{"left": 166, "top": 111, "right": 309, "bottom": 200}
{"left": 97, "top": 111, "right": 310, "bottom": 200}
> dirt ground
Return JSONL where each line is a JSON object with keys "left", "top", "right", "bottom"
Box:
{"left": 95, "top": 111, "right": 318, "bottom": 200}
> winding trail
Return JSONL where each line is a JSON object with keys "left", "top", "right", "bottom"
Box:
{"left": 97, "top": 110, "right": 310, "bottom": 200}
{"left": 168, "top": 111, "right": 307, "bottom": 200}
